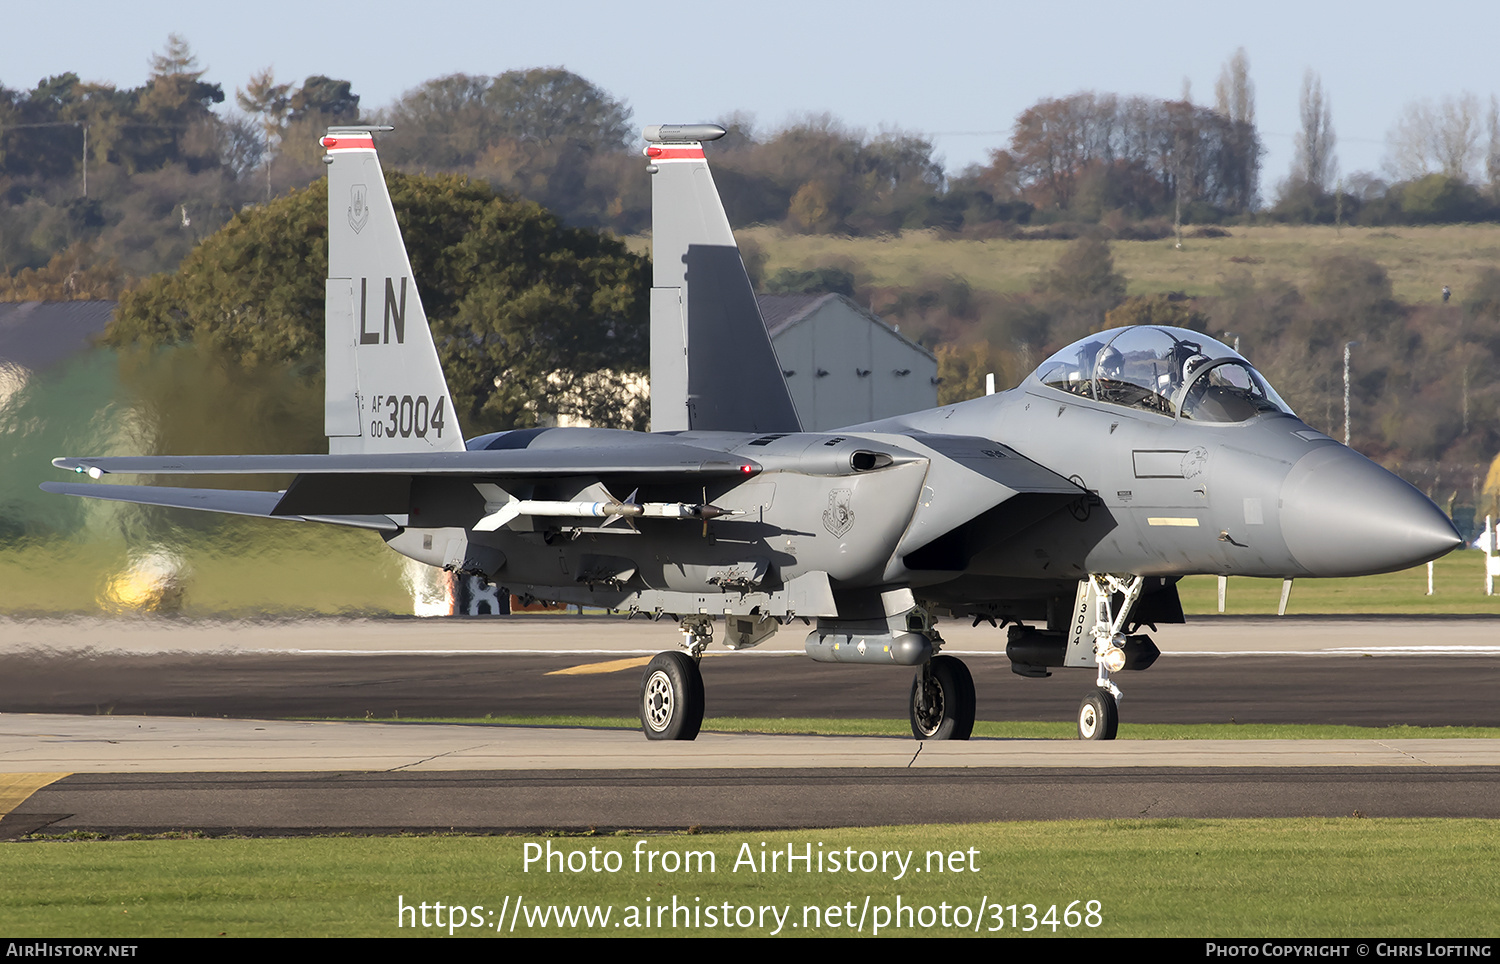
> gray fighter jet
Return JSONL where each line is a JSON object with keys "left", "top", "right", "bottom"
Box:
{"left": 46, "top": 125, "right": 1464, "bottom": 741}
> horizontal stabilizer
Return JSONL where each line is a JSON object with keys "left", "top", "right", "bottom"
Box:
{"left": 40, "top": 482, "right": 399, "bottom": 531}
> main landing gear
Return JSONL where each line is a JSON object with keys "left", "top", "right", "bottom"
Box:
{"left": 640, "top": 610, "right": 979, "bottom": 743}
{"left": 641, "top": 651, "right": 704, "bottom": 741}
{"left": 640, "top": 615, "right": 711, "bottom": 741}
{"left": 909, "top": 654, "right": 976, "bottom": 740}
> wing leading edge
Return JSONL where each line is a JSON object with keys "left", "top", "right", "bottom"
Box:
{"left": 52, "top": 443, "right": 761, "bottom": 479}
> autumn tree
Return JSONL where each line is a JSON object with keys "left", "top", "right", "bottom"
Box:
{"left": 0, "top": 242, "right": 123, "bottom": 300}
{"left": 1005, "top": 91, "right": 1260, "bottom": 219}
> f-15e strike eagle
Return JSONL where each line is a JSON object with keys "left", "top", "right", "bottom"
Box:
{"left": 46, "top": 124, "right": 1463, "bottom": 741}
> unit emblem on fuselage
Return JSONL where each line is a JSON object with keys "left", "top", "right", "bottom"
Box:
{"left": 823, "top": 488, "right": 855, "bottom": 537}
{"left": 1183, "top": 446, "right": 1209, "bottom": 478}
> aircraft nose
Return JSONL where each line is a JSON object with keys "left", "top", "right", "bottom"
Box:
{"left": 1279, "top": 445, "right": 1463, "bottom": 577}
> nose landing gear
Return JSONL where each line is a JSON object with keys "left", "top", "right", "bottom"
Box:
{"left": 1076, "top": 573, "right": 1145, "bottom": 741}
{"left": 1077, "top": 688, "right": 1119, "bottom": 741}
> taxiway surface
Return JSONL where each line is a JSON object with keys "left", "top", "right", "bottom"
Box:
{"left": 1, "top": 615, "right": 1497, "bottom": 835}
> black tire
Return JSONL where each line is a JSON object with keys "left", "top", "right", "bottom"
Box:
{"left": 640, "top": 651, "right": 705, "bottom": 741}
{"left": 909, "top": 654, "right": 976, "bottom": 741}
{"left": 1077, "top": 689, "right": 1119, "bottom": 741}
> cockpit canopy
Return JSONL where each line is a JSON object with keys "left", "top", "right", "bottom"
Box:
{"left": 1032, "top": 326, "right": 1294, "bottom": 423}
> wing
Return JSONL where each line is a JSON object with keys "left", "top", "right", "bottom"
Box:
{"left": 40, "top": 482, "right": 400, "bottom": 531}
{"left": 50, "top": 434, "right": 761, "bottom": 519}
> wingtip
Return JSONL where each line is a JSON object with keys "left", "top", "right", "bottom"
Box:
{"left": 52, "top": 458, "right": 104, "bottom": 478}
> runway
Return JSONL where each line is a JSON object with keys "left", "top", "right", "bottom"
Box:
{"left": 2, "top": 614, "right": 1498, "bottom": 835}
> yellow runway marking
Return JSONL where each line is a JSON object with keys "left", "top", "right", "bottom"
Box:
{"left": 547, "top": 656, "right": 654, "bottom": 676}
{"left": 0, "top": 773, "right": 69, "bottom": 819}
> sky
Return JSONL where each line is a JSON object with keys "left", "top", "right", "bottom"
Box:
{"left": 6, "top": 0, "right": 1499, "bottom": 199}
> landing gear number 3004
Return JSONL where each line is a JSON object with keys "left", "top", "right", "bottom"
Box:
{"left": 370, "top": 394, "right": 446, "bottom": 440}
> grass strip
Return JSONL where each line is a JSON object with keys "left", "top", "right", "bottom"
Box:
{"left": 3, "top": 819, "right": 1498, "bottom": 937}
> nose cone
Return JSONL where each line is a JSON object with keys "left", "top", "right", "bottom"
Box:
{"left": 1279, "top": 446, "right": 1463, "bottom": 577}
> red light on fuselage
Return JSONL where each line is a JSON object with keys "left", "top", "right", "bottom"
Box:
{"left": 740, "top": 464, "right": 754, "bottom": 475}
{"left": 320, "top": 136, "right": 337, "bottom": 148}
{"left": 645, "top": 146, "right": 663, "bottom": 157}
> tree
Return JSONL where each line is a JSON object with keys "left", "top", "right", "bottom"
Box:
{"left": 0, "top": 241, "right": 122, "bottom": 300}
{"left": 235, "top": 68, "right": 290, "bottom": 196}
{"left": 483, "top": 68, "right": 632, "bottom": 148}
{"left": 1487, "top": 96, "right": 1500, "bottom": 195}
{"left": 378, "top": 68, "right": 640, "bottom": 231}
{"left": 382, "top": 73, "right": 497, "bottom": 168}
{"left": 1006, "top": 91, "right": 1259, "bottom": 219}
{"left": 1214, "top": 48, "right": 1254, "bottom": 128}
{"left": 1292, "top": 70, "right": 1336, "bottom": 192}
{"left": 288, "top": 76, "right": 359, "bottom": 123}
{"left": 108, "top": 171, "right": 651, "bottom": 436}
{"left": 1213, "top": 48, "right": 1260, "bottom": 211}
{"left": 1386, "top": 93, "right": 1482, "bottom": 183}
{"left": 235, "top": 68, "right": 291, "bottom": 136}
{"left": 118, "top": 35, "right": 225, "bottom": 174}
{"left": 1034, "top": 237, "right": 1126, "bottom": 306}
{"left": 148, "top": 34, "right": 203, "bottom": 79}
{"left": 1304, "top": 253, "right": 1398, "bottom": 340}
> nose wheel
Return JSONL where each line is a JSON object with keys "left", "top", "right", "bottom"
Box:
{"left": 909, "top": 655, "right": 976, "bottom": 740}
{"left": 640, "top": 651, "right": 705, "bottom": 741}
{"left": 1077, "top": 689, "right": 1119, "bottom": 741}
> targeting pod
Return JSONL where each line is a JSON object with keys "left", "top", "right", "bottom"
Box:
{"left": 1006, "top": 626, "right": 1160, "bottom": 678}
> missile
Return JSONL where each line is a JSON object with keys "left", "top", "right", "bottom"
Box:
{"left": 472, "top": 484, "right": 738, "bottom": 532}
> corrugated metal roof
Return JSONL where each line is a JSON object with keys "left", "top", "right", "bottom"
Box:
{"left": 0, "top": 300, "right": 115, "bottom": 370}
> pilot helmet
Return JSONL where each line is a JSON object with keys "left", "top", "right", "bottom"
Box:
{"left": 1096, "top": 346, "right": 1124, "bottom": 378}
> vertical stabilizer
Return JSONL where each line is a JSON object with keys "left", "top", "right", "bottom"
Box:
{"left": 321, "top": 127, "right": 463, "bottom": 454}
{"left": 644, "top": 124, "right": 801, "bottom": 434}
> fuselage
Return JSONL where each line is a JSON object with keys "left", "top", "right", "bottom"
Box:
{"left": 382, "top": 366, "right": 1461, "bottom": 621}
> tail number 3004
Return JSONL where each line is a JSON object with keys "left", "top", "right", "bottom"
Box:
{"left": 370, "top": 394, "right": 446, "bottom": 439}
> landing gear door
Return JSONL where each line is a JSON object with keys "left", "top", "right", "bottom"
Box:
{"left": 1064, "top": 579, "right": 1102, "bottom": 668}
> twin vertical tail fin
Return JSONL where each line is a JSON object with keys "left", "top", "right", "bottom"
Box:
{"left": 644, "top": 125, "right": 801, "bottom": 434}
{"left": 321, "top": 127, "right": 464, "bottom": 454}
